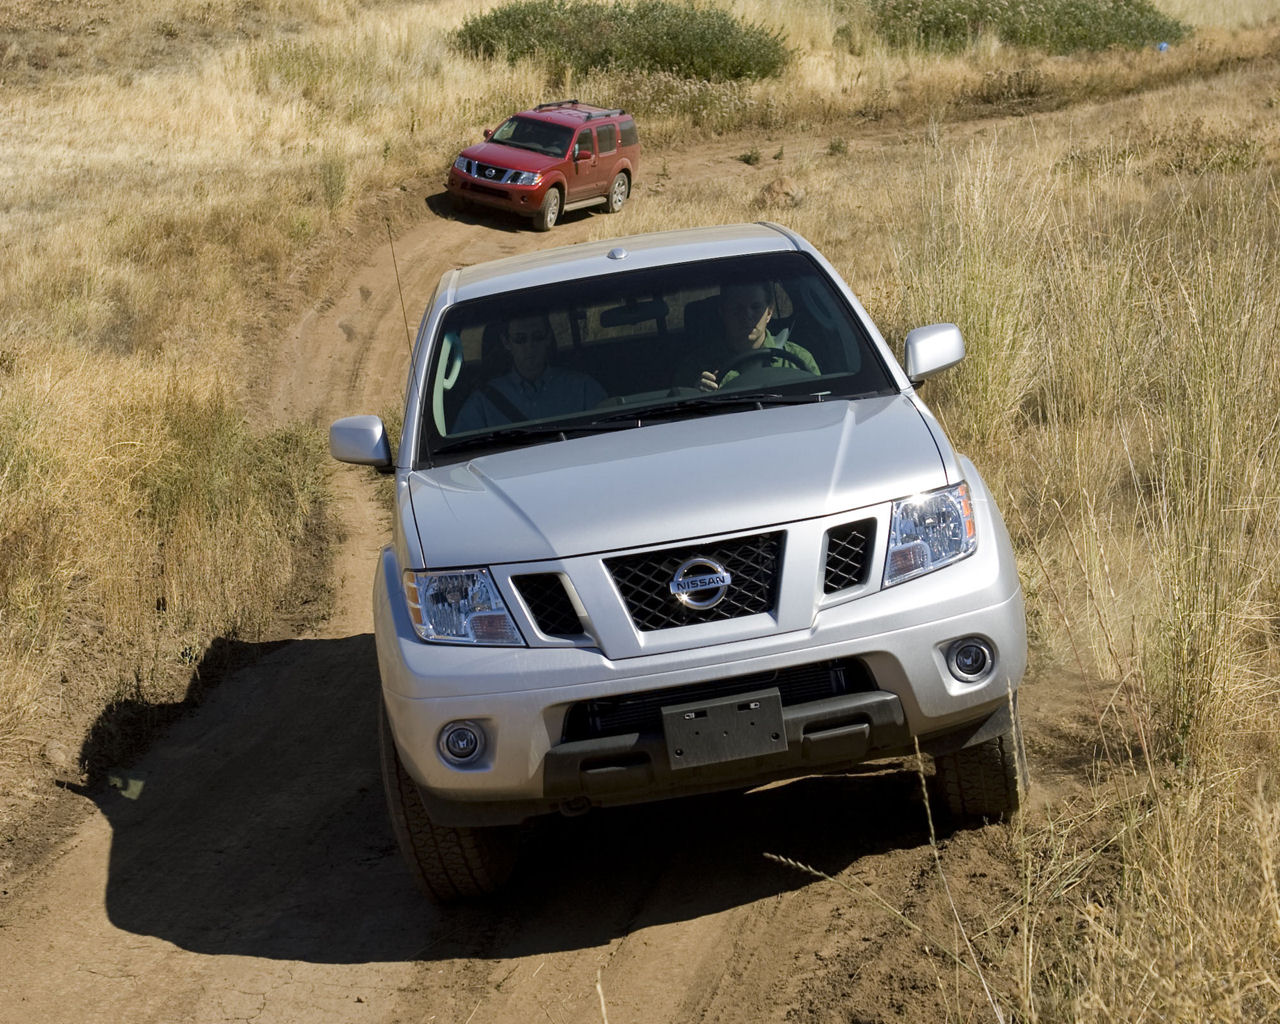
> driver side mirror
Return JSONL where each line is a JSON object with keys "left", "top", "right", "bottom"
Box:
{"left": 903, "top": 323, "right": 965, "bottom": 384}
{"left": 330, "top": 415, "right": 393, "bottom": 472}
{"left": 483, "top": 128, "right": 493, "bottom": 140}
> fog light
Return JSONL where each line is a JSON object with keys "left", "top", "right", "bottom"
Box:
{"left": 438, "top": 720, "right": 486, "bottom": 765}
{"left": 946, "top": 638, "right": 994, "bottom": 682}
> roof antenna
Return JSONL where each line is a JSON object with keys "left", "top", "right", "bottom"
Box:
{"left": 384, "top": 216, "right": 432, "bottom": 468}
{"left": 386, "top": 218, "right": 413, "bottom": 353}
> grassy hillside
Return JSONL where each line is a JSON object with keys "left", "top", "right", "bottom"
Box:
{"left": 3, "top": 0, "right": 1280, "bottom": 1015}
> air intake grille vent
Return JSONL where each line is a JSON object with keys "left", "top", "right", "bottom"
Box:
{"left": 605, "top": 532, "right": 782, "bottom": 632}
{"left": 824, "top": 518, "right": 876, "bottom": 594}
{"left": 512, "top": 573, "right": 582, "bottom": 637}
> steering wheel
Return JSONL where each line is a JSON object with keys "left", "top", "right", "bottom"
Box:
{"left": 718, "top": 346, "right": 815, "bottom": 379}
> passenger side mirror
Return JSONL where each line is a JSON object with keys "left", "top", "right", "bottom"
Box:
{"left": 903, "top": 323, "right": 965, "bottom": 384}
{"left": 483, "top": 128, "right": 493, "bottom": 140}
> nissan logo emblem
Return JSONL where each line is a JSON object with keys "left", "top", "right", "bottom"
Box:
{"left": 669, "top": 557, "right": 732, "bottom": 610}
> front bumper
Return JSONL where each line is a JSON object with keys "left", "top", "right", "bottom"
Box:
{"left": 447, "top": 170, "right": 546, "bottom": 217}
{"left": 374, "top": 473, "right": 1026, "bottom": 826}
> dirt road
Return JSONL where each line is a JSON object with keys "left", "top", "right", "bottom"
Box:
{"left": 0, "top": 125, "right": 1089, "bottom": 1023}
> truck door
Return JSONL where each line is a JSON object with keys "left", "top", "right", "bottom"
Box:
{"left": 567, "top": 128, "right": 602, "bottom": 203}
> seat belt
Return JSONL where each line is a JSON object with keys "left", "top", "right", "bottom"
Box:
{"left": 480, "top": 383, "right": 528, "bottom": 424}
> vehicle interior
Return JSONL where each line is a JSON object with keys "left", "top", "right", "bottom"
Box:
{"left": 421, "top": 251, "right": 897, "bottom": 461}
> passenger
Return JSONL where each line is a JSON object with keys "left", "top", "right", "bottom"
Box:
{"left": 453, "top": 314, "right": 606, "bottom": 431}
{"left": 679, "top": 281, "right": 819, "bottom": 391}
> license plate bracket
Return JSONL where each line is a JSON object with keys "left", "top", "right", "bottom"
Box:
{"left": 662, "top": 688, "right": 787, "bottom": 770}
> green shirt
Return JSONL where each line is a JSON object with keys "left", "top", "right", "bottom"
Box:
{"left": 677, "top": 329, "right": 820, "bottom": 388}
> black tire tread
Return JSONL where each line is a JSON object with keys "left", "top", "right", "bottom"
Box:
{"left": 933, "top": 728, "right": 1022, "bottom": 821}
{"left": 379, "top": 703, "right": 518, "bottom": 902}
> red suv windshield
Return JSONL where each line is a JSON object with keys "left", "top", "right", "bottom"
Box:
{"left": 491, "top": 116, "right": 574, "bottom": 158}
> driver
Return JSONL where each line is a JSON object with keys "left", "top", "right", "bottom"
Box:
{"left": 453, "top": 314, "right": 606, "bottom": 431}
{"left": 680, "top": 281, "right": 819, "bottom": 391}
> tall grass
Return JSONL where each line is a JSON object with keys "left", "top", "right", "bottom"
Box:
{"left": 888, "top": 148, "right": 1280, "bottom": 767}
{"left": 905, "top": 121, "right": 1280, "bottom": 1024}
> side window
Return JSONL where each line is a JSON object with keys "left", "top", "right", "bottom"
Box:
{"left": 573, "top": 130, "right": 595, "bottom": 158}
{"left": 619, "top": 119, "right": 639, "bottom": 147}
{"left": 597, "top": 123, "right": 617, "bottom": 153}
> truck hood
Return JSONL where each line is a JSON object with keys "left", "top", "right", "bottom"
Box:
{"left": 460, "top": 141, "right": 562, "bottom": 174}
{"left": 408, "top": 396, "right": 946, "bottom": 568}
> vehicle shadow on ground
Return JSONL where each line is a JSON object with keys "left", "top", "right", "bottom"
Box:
{"left": 425, "top": 190, "right": 599, "bottom": 233}
{"left": 74, "top": 634, "right": 945, "bottom": 965}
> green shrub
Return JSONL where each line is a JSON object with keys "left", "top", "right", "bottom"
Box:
{"left": 452, "top": 0, "right": 790, "bottom": 82}
{"left": 869, "top": 0, "right": 1189, "bottom": 54}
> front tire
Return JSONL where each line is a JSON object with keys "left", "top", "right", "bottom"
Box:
{"left": 533, "top": 187, "right": 562, "bottom": 231}
{"left": 606, "top": 172, "right": 629, "bottom": 213}
{"left": 931, "top": 726, "right": 1024, "bottom": 821}
{"left": 379, "top": 699, "right": 519, "bottom": 902}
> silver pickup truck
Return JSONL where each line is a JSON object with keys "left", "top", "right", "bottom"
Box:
{"left": 331, "top": 223, "right": 1027, "bottom": 902}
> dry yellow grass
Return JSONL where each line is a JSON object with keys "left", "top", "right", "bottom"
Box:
{"left": 4, "top": 0, "right": 1280, "bottom": 1015}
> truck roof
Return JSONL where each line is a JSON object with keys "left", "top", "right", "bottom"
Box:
{"left": 445, "top": 223, "right": 805, "bottom": 304}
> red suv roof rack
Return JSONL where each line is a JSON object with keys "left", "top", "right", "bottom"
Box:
{"left": 531, "top": 99, "right": 627, "bottom": 120}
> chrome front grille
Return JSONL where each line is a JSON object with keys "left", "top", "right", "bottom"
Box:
{"left": 473, "top": 161, "right": 513, "bottom": 182}
{"left": 605, "top": 532, "right": 782, "bottom": 632}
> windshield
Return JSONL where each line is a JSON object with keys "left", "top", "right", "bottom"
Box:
{"left": 419, "top": 251, "right": 897, "bottom": 464}
{"left": 490, "top": 116, "right": 574, "bottom": 157}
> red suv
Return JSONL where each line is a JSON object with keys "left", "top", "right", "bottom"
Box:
{"left": 447, "top": 100, "right": 640, "bottom": 231}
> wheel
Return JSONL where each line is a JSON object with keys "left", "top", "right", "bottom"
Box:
{"left": 931, "top": 726, "right": 1024, "bottom": 821}
{"left": 606, "top": 172, "right": 629, "bottom": 213}
{"left": 378, "top": 699, "right": 519, "bottom": 902}
{"left": 533, "top": 187, "right": 562, "bottom": 231}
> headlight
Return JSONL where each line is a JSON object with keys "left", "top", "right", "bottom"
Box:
{"left": 510, "top": 170, "right": 542, "bottom": 186}
{"left": 403, "top": 569, "right": 524, "bottom": 645}
{"left": 884, "top": 482, "right": 977, "bottom": 586}
{"left": 453, "top": 156, "right": 470, "bottom": 173}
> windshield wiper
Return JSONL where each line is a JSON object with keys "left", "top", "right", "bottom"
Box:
{"left": 586, "top": 391, "right": 824, "bottom": 427}
{"left": 435, "top": 421, "right": 634, "bottom": 455}
{"left": 700, "top": 390, "right": 828, "bottom": 407}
